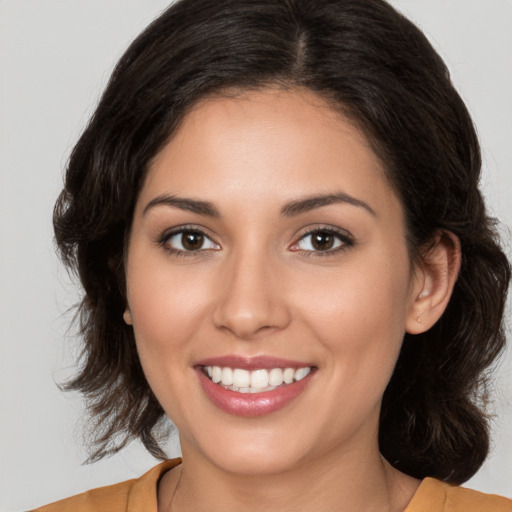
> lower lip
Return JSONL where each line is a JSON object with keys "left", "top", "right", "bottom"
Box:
{"left": 196, "top": 368, "right": 314, "bottom": 417}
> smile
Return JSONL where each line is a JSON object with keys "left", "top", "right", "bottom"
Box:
{"left": 196, "top": 359, "right": 316, "bottom": 417}
{"left": 202, "top": 366, "right": 312, "bottom": 393}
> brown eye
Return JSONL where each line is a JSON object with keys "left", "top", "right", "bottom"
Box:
{"left": 182, "top": 231, "right": 204, "bottom": 250}
{"left": 164, "top": 229, "right": 220, "bottom": 252}
{"left": 311, "top": 232, "right": 335, "bottom": 251}
{"left": 293, "top": 229, "right": 351, "bottom": 253}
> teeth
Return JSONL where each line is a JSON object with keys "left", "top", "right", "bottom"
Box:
{"left": 283, "top": 368, "right": 295, "bottom": 384}
{"left": 204, "top": 365, "right": 312, "bottom": 392}
{"left": 294, "top": 367, "right": 311, "bottom": 381}
{"left": 233, "top": 369, "right": 250, "bottom": 388}
{"left": 268, "top": 368, "right": 283, "bottom": 386}
{"left": 251, "top": 369, "right": 269, "bottom": 388}
{"left": 221, "top": 367, "right": 233, "bottom": 386}
{"left": 212, "top": 366, "right": 222, "bottom": 383}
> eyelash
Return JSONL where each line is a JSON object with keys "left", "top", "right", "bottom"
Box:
{"left": 157, "top": 225, "right": 354, "bottom": 258}
{"left": 291, "top": 226, "right": 355, "bottom": 257}
{"left": 158, "top": 225, "right": 219, "bottom": 258}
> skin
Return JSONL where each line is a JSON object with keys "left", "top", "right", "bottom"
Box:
{"left": 124, "top": 88, "right": 460, "bottom": 512}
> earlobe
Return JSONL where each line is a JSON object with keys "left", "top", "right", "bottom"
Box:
{"left": 123, "top": 308, "right": 133, "bottom": 325}
{"left": 406, "top": 231, "right": 461, "bottom": 335}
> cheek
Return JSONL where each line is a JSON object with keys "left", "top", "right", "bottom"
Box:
{"left": 297, "top": 249, "right": 411, "bottom": 382}
{"left": 124, "top": 257, "right": 219, "bottom": 428}
{"left": 125, "top": 252, "right": 213, "bottom": 375}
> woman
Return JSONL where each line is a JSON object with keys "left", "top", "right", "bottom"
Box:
{"left": 34, "top": 0, "right": 511, "bottom": 510}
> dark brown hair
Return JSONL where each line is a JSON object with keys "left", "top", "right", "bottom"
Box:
{"left": 54, "top": 0, "right": 510, "bottom": 484}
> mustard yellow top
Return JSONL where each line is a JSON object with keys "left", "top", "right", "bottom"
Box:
{"left": 33, "top": 458, "right": 512, "bottom": 512}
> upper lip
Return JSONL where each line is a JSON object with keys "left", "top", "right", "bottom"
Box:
{"left": 194, "top": 355, "right": 314, "bottom": 370}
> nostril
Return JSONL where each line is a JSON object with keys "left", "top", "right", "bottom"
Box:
{"left": 211, "top": 261, "right": 292, "bottom": 338}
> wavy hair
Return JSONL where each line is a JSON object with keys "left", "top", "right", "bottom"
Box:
{"left": 54, "top": 0, "right": 510, "bottom": 483}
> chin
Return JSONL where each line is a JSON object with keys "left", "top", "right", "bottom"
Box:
{"left": 181, "top": 421, "right": 316, "bottom": 476}
{"left": 209, "top": 445, "right": 307, "bottom": 476}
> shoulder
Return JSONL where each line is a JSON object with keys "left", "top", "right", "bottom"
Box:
{"left": 31, "top": 479, "right": 135, "bottom": 512}
{"left": 31, "top": 459, "right": 182, "bottom": 512}
{"left": 406, "top": 477, "right": 512, "bottom": 512}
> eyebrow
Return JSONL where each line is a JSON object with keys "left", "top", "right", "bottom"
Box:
{"left": 143, "top": 194, "right": 221, "bottom": 218}
{"left": 142, "top": 192, "right": 376, "bottom": 219}
{"left": 280, "top": 193, "right": 376, "bottom": 217}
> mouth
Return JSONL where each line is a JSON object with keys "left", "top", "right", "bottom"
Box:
{"left": 201, "top": 365, "right": 313, "bottom": 393}
{"left": 195, "top": 357, "right": 316, "bottom": 417}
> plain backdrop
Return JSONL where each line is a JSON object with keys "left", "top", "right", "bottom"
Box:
{"left": 0, "top": 1, "right": 511, "bottom": 510}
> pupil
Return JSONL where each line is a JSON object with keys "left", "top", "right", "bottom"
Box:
{"left": 182, "top": 231, "right": 203, "bottom": 250}
{"left": 312, "top": 232, "right": 334, "bottom": 250}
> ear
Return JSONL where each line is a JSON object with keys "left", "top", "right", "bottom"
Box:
{"left": 406, "top": 230, "right": 461, "bottom": 334}
{"left": 123, "top": 307, "right": 133, "bottom": 325}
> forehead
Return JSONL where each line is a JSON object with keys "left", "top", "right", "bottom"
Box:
{"left": 140, "top": 88, "right": 402, "bottom": 221}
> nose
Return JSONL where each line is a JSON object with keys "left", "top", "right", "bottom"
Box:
{"left": 212, "top": 248, "right": 291, "bottom": 340}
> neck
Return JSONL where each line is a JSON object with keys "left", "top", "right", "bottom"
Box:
{"left": 159, "top": 440, "right": 419, "bottom": 512}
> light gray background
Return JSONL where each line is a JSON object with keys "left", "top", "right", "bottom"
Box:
{"left": 0, "top": 1, "right": 511, "bottom": 511}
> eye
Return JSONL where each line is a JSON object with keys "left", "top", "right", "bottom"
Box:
{"left": 291, "top": 228, "right": 353, "bottom": 253}
{"left": 161, "top": 228, "right": 220, "bottom": 253}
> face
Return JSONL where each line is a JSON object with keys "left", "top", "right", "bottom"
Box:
{"left": 124, "top": 88, "right": 421, "bottom": 475}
